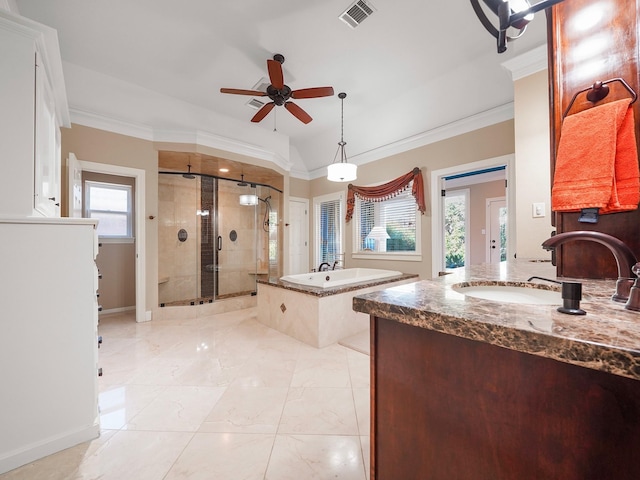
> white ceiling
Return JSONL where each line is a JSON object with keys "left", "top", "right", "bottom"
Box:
{"left": 13, "top": 0, "right": 549, "bottom": 177}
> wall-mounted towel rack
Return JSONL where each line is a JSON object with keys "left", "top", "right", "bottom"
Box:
{"left": 562, "top": 78, "right": 638, "bottom": 119}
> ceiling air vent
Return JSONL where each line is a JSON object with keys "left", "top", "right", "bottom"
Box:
{"left": 339, "top": 0, "right": 376, "bottom": 28}
{"left": 246, "top": 77, "right": 269, "bottom": 110}
{"left": 246, "top": 98, "right": 265, "bottom": 110}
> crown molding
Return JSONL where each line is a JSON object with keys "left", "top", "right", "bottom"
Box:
{"left": 307, "top": 103, "right": 514, "bottom": 180}
{"left": 501, "top": 45, "right": 548, "bottom": 81}
{"left": 69, "top": 108, "right": 291, "bottom": 172}
{"left": 152, "top": 129, "right": 293, "bottom": 172}
{"left": 70, "top": 107, "right": 155, "bottom": 140}
{"left": 289, "top": 168, "right": 312, "bottom": 181}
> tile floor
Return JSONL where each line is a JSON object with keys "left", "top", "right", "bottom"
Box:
{"left": 1, "top": 308, "right": 371, "bottom": 480}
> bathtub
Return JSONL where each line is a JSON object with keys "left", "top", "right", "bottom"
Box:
{"left": 258, "top": 269, "right": 416, "bottom": 348}
{"left": 279, "top": 268, "right": 403, "bottom": 289}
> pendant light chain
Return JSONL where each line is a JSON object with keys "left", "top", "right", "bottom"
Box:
{"left": 339, "top": 92, "right": 346, "bottom": 161}
{"left": 326, "top": 92, "right": 357, "bottom": 182}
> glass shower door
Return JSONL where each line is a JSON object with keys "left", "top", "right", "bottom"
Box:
{"left": 158, "top": 174, "right": 201, "bottom": 305}
{"left": 215, "top": 178, "right": 258, "bottom": 299}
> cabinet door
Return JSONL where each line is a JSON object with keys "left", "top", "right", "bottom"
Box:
{"left": 548, "top": 0, "right": 640, "bottom": 278}
{"left": 34, "top": 51, "right": 60, "bottom": 217}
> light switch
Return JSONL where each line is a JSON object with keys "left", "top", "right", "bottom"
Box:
{"left": 532, "top": 202, "right": 545, "bottom": 218}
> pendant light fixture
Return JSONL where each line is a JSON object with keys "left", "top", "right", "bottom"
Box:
{"left": 327, "top": 92, "right": 357, "bottom": 182}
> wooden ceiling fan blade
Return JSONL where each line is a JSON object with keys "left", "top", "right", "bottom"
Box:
{"left": 220, "top": 88, "right": 267, "bottom": 96}
{"left": 267, "top": 59, "right": 284, "bottom": 89}
{"left": 285, "top": 102, "right": 312, "bottom": 124}
{"left": 251, "top": 102, "right": 275, "bottom": 123}
{"left": 291, "top": 87, "right": 335, "bottom": 99}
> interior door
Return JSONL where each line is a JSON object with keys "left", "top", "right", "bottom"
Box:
{"left": 288, "top": 198, "right": 309, "bottom": 275}
{"left": 488, "top": 198, "right": 507, "bottom": 263}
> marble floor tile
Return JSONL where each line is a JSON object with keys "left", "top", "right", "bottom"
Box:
{"left": 347, "top": 350, "right": 371, "bottom": 389}
{"left": 352, "top": 388, "right": 371, "bottom": 436}
{"left": 199, "top": 385, "right": 289, "bottom": 433}
{"left": 265, "top": 434, "right": 366, "bottom": 480}
{"left": 75, "top": 430, "right": 193, "bottom": 480}
{"left": 0, "top": 430, "right": 117, "bottom": 480}
{"left": 231, "top": 355, "right": 296, "bottom": 387}
{"left": 124, "top": 385, "right": 225, "bottom": 432}
{"left": 278, "top": 387, "right": 359, "bottom": 435}
{"left": 361, "top": 435, "right": 371, "bottom": 480}
{"left": 0, "top": 307, "right": 373, "bottom": 480}
{"left": 164, "top": 432, "right": 274, "bottom": 480}
{"left": 99, "top": 384, "right": 166, "bottom": 430}
{"left": 290, "top": 353, "right": 352, "bottom": 388}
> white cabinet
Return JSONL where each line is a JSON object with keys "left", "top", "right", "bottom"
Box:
{"left": 0, "top": 10, "right": 69, "bottom": 217}
{"left": 0, "top": 218, "right": 100, "bottom": 475}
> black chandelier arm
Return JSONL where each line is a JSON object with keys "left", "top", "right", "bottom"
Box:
{"left": 509, "top": 0, "right": 564, "bottom": 26}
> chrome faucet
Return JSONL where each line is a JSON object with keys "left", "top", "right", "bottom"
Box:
{"left": 541, "top": 231, "right": 638, "bottom": 303}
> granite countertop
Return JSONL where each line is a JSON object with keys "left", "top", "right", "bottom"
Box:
{"left": 257, "top": 273, "right": 418, "bottom": 297}
{"left": 352, "top": 261, "right": 640, "bottom": 381}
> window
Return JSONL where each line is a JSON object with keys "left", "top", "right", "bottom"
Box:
{"left": 85, "top": 181, "right": 133, "bottom": 239}
{"left": 352, "top": 184, "right": 421, "bottom": 260}
{"left": 313, "top": 192, "right": 344, "bottom": 268}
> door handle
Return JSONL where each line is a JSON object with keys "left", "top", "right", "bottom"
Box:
{"left": 217, "top": 236, "right": 222, "bottom": 251}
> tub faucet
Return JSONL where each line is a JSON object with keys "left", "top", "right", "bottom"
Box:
{"left": 318, "top": 262, "right": 331, "bottom": 272}
{"left": 541, "top": 231, "right": 638, "bottom": 303}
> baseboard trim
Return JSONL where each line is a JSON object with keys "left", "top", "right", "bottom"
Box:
{"left": 0, "top": 424, "right": 100, "bottom": 475}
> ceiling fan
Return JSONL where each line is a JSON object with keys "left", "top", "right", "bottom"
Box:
{"left": 220, "top": 54, "right": 334, "bottom": 124}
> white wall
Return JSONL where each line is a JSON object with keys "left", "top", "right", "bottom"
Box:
{"left": 514, "top": 69, "right": 554, "bottom": 260}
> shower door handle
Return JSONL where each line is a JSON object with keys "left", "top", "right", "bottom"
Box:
{"left": 217, "top": 236, "right": 222, "bottom": 251}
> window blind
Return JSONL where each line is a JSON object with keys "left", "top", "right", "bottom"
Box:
{"left": 315, "top": 197, "right": 342, "bottom": 266}
{"left": 356, "top": 187, "right": 417, "bottom": 253}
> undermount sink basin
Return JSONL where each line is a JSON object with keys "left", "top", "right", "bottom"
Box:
{"left": 452, "top": 282, "right": 562, "bottom": 305}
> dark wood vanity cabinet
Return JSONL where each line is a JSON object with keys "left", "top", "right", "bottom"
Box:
{"left": 548, "top": 0, "right": 640, "bottom": 279}
{"left": 370, "top": 316, "right": 640, "bottom": 480}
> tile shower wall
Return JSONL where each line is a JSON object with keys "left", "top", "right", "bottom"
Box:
{"left": 200, "top": 176, "right": 214, "bottom": 298}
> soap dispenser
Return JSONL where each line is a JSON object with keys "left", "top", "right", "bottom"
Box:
{"left": 557, "top": 281, "right": 586, "bottom": 315}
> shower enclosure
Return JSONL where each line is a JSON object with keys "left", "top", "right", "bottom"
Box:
{"left": 158, "top": 172, "right": 280, "bottom": 306}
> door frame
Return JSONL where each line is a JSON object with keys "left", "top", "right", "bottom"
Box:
{"left": 74, "top": 159, "right": 147, "bottom": 323}
{"left": 431, "top": 154, "right": 515, "bottom": 278}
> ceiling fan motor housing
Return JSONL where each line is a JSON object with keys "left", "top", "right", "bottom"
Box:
{"left": 267, "top": 84, "right": 292, "bottom": 105}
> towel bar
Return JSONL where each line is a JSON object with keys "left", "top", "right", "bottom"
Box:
{"left": 562, "top": 77, "right": 637, "bottom": 119}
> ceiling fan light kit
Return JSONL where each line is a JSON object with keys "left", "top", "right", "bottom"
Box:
{"left": 327, "top": 92, "right": 358, "bottom": 183}
{"left": 220, "top": 54, "right": 334, "bottom": 124}
{"left": 470, "top": 0, "right": 564, "bottom": 53}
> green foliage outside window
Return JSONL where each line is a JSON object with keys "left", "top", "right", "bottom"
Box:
{"left": 445, "top": 196, "right": 466, "bottom": 268}
{"left": 386, "top": 225, "right": 415, "bottom": 251}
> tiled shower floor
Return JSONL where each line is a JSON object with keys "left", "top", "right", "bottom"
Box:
{"left": 1, "top": 308, "right": 370, "bottom": 479}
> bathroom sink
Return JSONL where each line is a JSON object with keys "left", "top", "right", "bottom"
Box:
{"left": 452, "top": 282, "right": 562, "bottom": 305}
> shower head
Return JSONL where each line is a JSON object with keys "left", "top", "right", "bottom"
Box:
{"left": 237, "top": 174, "right": 249, "bottom": 187}
{"left": 183, "top": 164, "right": 196, "bottom": 179}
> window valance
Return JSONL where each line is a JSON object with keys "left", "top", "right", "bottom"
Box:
{"left": 345, "top": 167, "right": 426, "bottom": 222}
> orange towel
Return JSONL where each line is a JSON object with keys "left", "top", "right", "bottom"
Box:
{"left": 552, "top": 98, "right": 639, "bottom": 214}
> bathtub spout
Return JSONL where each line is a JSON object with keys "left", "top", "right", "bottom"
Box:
{"left": 318, "top": 262, "right": 331, "bottom": 272}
